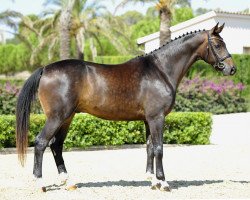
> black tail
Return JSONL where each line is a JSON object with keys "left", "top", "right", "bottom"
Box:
{"left": 16, "top": 67, "right": 43, "bottom": 166}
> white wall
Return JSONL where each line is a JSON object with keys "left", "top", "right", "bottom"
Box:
{"left": 217, "top": 16, "right": 250, "bottom": 54}
{"left": 145, "top": 39, "right": 159, "bottom": 53}
{"left": 171, "top": 18, "right": 216, "bottom": 39}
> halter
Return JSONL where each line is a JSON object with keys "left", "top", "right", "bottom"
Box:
{"left": 206, "top": 31, "right": 231, "bottom": 70}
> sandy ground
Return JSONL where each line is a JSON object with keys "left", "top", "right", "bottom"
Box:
{"left": 211, "top": 112, "right": 250, "bottom": 145}
{"left": 0, "top": 144, "right": 250, "bottom": 200}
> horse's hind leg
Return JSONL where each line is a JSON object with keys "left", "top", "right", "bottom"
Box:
{"left": 33, "top": 116, "right": 65, "bottom": 192}
{"left": 144, "top": 121, "right": 154, "bottom": 180}
{"left": 49, "top": 114, "right": 76, "bottom": 189}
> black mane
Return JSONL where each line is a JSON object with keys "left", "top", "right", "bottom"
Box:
{"left": 137, "top": 29, "right": 206, "bottom": 58}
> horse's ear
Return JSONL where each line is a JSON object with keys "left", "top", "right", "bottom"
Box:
{"left": 210, "top": 22, "right": 219, "bottom": 34}
{"left": 216, "top": 23, "right": 225, "bottom": 33}
{"left": 210, "top": 22, "right": 225, "bottom": 35}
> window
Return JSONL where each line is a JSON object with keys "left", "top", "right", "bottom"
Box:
{"left": 243, "top": 47, "right": 250, "bottom": 54}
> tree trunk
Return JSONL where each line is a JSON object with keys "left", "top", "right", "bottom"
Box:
{"left": 159, "top": 7, "right": 171, "bottom": 46}
{"left": 90, "top": 38, "right": 97, "bottom": 61}
{"left": 59, "top": 0, "right": 74, "bottom": 60}
{"left": 75, "top": 27, "right": 85, "bottom": 60}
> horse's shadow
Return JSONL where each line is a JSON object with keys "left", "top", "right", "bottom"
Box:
{"left": 46, "top": 179, "right": 250, "bottom": 191}
{"left": 75, "top": 179, "right": 244, "bottom": 189}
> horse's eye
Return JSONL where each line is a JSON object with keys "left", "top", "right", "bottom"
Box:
{"left": 215, "top": 44, "right": 221, "bottom": 49}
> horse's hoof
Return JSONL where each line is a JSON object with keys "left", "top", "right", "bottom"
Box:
{"left": 160, "top": 185, "right": 171, "bottom": 192}
{"left": 66, "top": 185, "right": 77, "bottom": 191}
{"left": 151, "top": 179, "right": 171, "bottom": 192}
{"left": 151, "top": 177, "right": 161, "bottom": 190}
{"left": 59, "top": 172, "right": 68, "bottom": 186}
{"left": 41, "top": 187, "right": 47, "bottom": 192}
{"left": 146, "top": 172, "right": 154, "bottom": 181}
{"left": 159, "top": 181, "right": 171, "bottom": 192}
{"left": 35, "top": 178, "right": 46, "bottom": 192}
{"left": 151, "top": 183, "right": 161, "bottom": 190}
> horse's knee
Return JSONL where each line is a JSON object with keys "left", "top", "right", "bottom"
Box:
{"left": 154, "top": 145, "right": 163, "bottom": 158}
{"left": 34, "top": 136, "right": 48, "bottom": 152}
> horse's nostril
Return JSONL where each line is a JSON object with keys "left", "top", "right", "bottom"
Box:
{"left": 230, "top": 66, "right": 236, "bottom": 75}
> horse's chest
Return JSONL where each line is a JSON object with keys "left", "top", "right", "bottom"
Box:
{"left": 141, "top": 79, "right": 176, "bottom": 116}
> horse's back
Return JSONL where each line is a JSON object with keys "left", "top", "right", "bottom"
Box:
{"left": 38, "top": 59, "right": 148, "bottom": 120}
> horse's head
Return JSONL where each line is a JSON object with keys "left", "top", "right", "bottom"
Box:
{"left": 201, "top": 23, "right": 236, "bottom": 76}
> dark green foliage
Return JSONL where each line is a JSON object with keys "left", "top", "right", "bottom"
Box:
{"left": 0, "top": 43, "right": 30, "bottom": 74}
{"left": 94, "top": 56, "right": 134, "bottom": 64}
{"left": 231, "top": 54, "right": 250, "bottom": 85}
{"left": 0, "top": 115, "right": 16, "bottom": 148}
{"left": 164, "top": 112, "right": 211, "bottom": 144}
{"left": 0, "top": 112, "right": 212, "bottom": 149}
{"left": 131, "top": 18, "right": 160, "bottom": 42}
{"left": 171, "top": 7, "right": 194, "bottom": 26}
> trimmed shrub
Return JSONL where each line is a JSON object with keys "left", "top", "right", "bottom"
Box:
{"left": 175, "top": 76, "right": 247, "bottom": 114}
{"left": 0, "top": 112, "right": 212, "bottom": 149}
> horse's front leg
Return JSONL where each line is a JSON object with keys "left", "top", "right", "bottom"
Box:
{"left": 146, "top": 114, "right": 170, "bottom": 191}
{"left": 144, "top": 121, "right": 154, "bottom": 180}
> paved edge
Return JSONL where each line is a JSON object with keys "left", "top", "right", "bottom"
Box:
{"left": 0, "top": 144, "right": 194, "bottom": 155}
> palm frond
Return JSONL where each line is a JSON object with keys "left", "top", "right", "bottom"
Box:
{"left": 0, "top": 10, "right": 23, "bottom": 31}
{"left": 21, "top": 16, "right": 40, "bottom": 36}
{"left": 48, "top": 37, "right": 58, "bottom": 60}
{"left": 156, "top": 0, "right": 176, "bottom": 11}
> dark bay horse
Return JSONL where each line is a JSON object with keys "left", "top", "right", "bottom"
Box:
{"left": 16, "top": 23, "right": 236, "bottom": 192}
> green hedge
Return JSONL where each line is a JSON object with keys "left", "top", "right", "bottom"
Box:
{"left": 0, "top": 112, "right": 212, "bottom": 149}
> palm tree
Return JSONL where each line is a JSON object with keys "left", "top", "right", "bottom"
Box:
{"left": 156, "top": 0, "right": 175, "bottom": 46}
{"left": 45, "top": 0, "right": 131, "bottom": 60}
{"left": 44, "top": 0, "right": 75, "bottom": 60}
{"left": 59, "top": 0, "right": 74, "bottom": 59}
{"left": 115, "top": 0, "right": 192, "bottom": 46}
{"left": 0, "top": 10, "right": 58, "bottom": 65}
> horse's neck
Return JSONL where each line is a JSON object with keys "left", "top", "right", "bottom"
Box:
{"left": 154, "top": 34, "right": 204, "bottom": 89}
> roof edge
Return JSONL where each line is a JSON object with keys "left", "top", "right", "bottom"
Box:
{"left": 137, "top": 32, "right": 159, "bottom": 44}
{"left": 170, "top": 11, "right": 216, "bottom": 32}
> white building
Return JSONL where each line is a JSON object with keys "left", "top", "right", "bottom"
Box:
{"left": 137, "top": 11, "right": 250, "bottom": 54}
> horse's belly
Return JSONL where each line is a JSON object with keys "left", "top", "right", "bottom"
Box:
{"left": 77, "top": 100, "right": 145, "bottom": 121}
